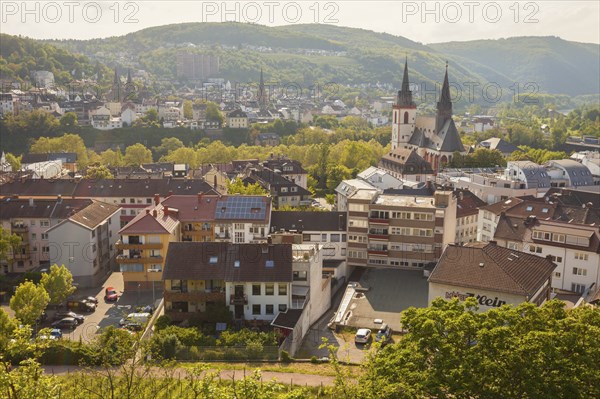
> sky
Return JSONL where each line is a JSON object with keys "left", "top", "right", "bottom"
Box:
{"left": 1, "top": 1, "right": 599, "bottom": 44}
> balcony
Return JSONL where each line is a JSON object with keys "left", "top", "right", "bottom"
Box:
{"left": 369, "top": 218, "right": 390, "bottom": 225}
{"left": 229, "top": 294, "right": 248, "bottom": 305}
{"left": 13, "top": 252, "right": 31, "bottom": 260}
{"left": 115, "top": 240, "right": 163, "bottom": 250}
{"left": 368, "top": 233, "right": 389, "bottom": 240}
{"left": 116, "top": 255, "right": 163, "bottom": 264}
{"left": 165, "top": 290, "right": 225, "bottom": 302}
{"left": 367, "top": 249, "right": 389, "bottom": 256}
{"left": 215, "top": 232, "right": 231, "bottom": 240}
{"left": 184, "top": 230, "right": 212, "bottom": 237}
{"left": 11, "top": 224, "right": 28, "bottom": 233}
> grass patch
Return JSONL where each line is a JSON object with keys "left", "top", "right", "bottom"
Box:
{"left": 180, "top": 361, "right": 360, "bottom": 377}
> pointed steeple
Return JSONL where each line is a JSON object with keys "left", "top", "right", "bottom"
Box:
{"left": 396, "top": 56, "right": 415, "bottom": 108}
{"left": 258, "top": 68, "right": 267, "bottom": 110}
{"left": 126, "top": 69, "right": 132, "bottom": 84}
{"left": 437, "top": 61, "right": 452, "bottom": 122}
{"left": 113, "top": 68, "right": 119, "bottom": 84}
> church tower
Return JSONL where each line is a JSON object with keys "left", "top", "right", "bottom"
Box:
{"left": 110, "top": 68, "right": 121, "bottom": 102}
{"left": 436, "top": 62, "right": 453, "bottom": 132}
{"left": 257, "top": 68, "right": 268, "bottom": 111}
{"left": 391, "top": 57, "right": 417, "bottom": 150}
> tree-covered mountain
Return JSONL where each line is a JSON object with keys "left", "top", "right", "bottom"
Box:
{"left": 429, "top": 36, "right": 600, "bottom": 97}
{"left": 5, "top": 23, "right": 599, "bottom": 98}
{"left": 0, "top": 34, "right": 112, "bottom": 87}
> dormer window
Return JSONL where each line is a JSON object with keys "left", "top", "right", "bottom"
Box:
{"left": 265, "top": 260, "right": 274, "bottom": 268}
{"left": 209, "top": 256, "right": 218, "bottom": 264}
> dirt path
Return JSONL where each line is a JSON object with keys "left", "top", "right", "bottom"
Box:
{"left": 42, "top": 365, "right": 336, "bottom": 387}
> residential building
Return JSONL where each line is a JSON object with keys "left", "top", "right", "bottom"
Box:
{"left": 262, "top": 157, "right": 308, "bottom": 189}
{"left": 227, "top": 109, "right": 249, "bottom": 128}
{"left": 428, "top": 242, "right": 556, "bottom": 311}
{"left": 0, "top": 197, "right": 110, "bottom": 274}
{"left": 0, "top": 178, "right": 217, "bottom": 227}
{"left": 545, "top": 159, "right": 594, "bottom": 187}
{"left": 162, "top": 242, "right": 292, "bottom": 322}
{"left": 21, "top": 153, "right": 78, "bottom": 173}
{"left": 334, "top": 179, "right": 379, "bottom": 212}
{"left": 244, "top": 169, "right": 311, "bottom": 209}
{"left": 477, "top": 137, "right": 521, "bottom": 157}
{"left": 270, "top": 211, "right": 349, "bottom": 282}
{"left": 378, "top": 147, "right": 434, "bottom": 182}
{"left": 346, "top": 187, "right": 457, "bottom": 269}
{"left": 116, "top": 205, "right": 181, "bottom": 291}
{"left": 46, "top": 201, "right": 120, "bottom": 287}
{"left": 255, "top": 133, "right": 280, "bottom": 146}
{"left": 356, "top": 166, "right": 404, "bottom": 190}
{"left": 455, "top": 189, "right": 487, "bottom": 244}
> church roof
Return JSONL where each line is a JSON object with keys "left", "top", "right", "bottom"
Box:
{"left": 438, "top": 119, "right": 465, "bottom": 153}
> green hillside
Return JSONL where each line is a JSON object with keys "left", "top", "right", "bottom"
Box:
{"left": 5, "top": 23, "right": 599, "bottom": 99}
{"left": 0, "top": 34, "right": 112, "bottom": 87}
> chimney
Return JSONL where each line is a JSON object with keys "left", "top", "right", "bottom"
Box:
{"left": 152, "top": 209, "right": 158, "bottom": 218}
{"left": 57, "top": 194, "right": 62, "bottom": 203}
{"left": 198, "top": 192, "right": 203, "bottom": 203}
{"left": 12, "top": 194, "right": 18, "bottom": 199}
{"left": 154, "top": 193, "right": 160, "bottom": 206}
{"left": 145, "top": 209, "right": 150, "bottom": 215}
{"left": 164, "top": 206, "right": 169, "bottom": 217}
{"left": 546, "top": 254, "right": 554, "bottom": 262}
{"left": 29, "top": 198, "right": 34, "bottom": 207}
{"left": 488, "top": 240, "right": 497, "bottom": 246}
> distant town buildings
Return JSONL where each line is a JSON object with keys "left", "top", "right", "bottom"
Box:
{"left": 176, "top": 52, "right": 220, "bottom": 80}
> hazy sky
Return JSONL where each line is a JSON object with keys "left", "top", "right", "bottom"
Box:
{"left": 1, "top": 1, "right": 598, "bottom": 44}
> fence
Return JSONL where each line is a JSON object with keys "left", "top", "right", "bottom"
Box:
{"left": 176, "top": 345, "right": 280, "bottom": 362}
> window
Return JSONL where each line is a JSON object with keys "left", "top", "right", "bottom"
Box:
{"left": 526, "top": 206, "right": 533, "bottom": 212}
{"left": 31, "top": 233, "right": 37, "bottom": 240}
{"left": 265, "top": 260, "right": 274, "bottom": 268}
{"left": 278, "top": 304, "right": 287, "bottom": 312}
{"left": 550, "top": 255, "right": 563, "bottom": 263}
{"left": 146, "top": 198, "right": 152, "bottom": 204}
{"left": 507, "top": 242, "right": 518, "bottom": 250}
{"left": 130, "top": 210, "right": 136, "bottom": 215}
{"left": 234, "top": 260, "right": 240, "bottom": 268}
{"left": 529, "top": 245, "right": 542, "bottom": 254}
{"left": 291, "top": 186, "right": 297, "bottom": 192}
{"left": 574, "top": 252, "right": 589, "bottom": 261}
{"left": 121, "top": 210, "right": 127, "bottom": 215}
{"left": 40, "top": 220, "right": 49, "bottom": 227}
{"left": 331, "top": 234, "right": 340, "bottom": 242}
{"left": 121, "top": 199, "right": 126, "bottom": 203}
{"left": 571, "top": 283, "right": 586, "bottom": 294}
{"left": 573, "top": 267, "right": 587, "bottom": 276}
{"left": 554, "top": 272, "right": 562, "bottom": 278}
{"left": 278, "top": 284, "right": 287, "bottom": 295}
{"left": 41, "top": 233, "right": 48, "bottom": 240}
{"left": 281, "top": 187, "right": 288, "bottom": 193}
{"left": 252, "top": 305, "right": 261, "bottom": 315}
{"left": 265, "top": 305, "right": 274, "bottom": 315}
{"left": 293, "top": 271, "right": 307, "bottom": 281}
{"left": 92, "top": 229, "right": 96, "bottom": 238}
{"left": 566, "top": 236, "right": 589, "bottom": 247}
{"left": 265, "top": 284, "right": 274, "bottom": 295}
{"left": 130, "top": 198, "right": 135, "bottom": 203}
{"left": 209, "top": 256, "right": 218, "bottom": 264}
{"left": 552, "top": 234, "right": 565, "bottom": 243}
{"left": 252, "top": 284, "right": 261, "bottom": 296}
{"left": 234, "top": 232, "right": 245, "bottom": 243}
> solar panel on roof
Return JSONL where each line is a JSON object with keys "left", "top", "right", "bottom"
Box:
{"left": 215, "top": 197, "right": 267, "bottom": 220}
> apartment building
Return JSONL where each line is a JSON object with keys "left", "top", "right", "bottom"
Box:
{"left": 346, "top": 186, "right": 457, "bottom": 269}
{"left": 46, "top": 201, "right": 120, "bottom": 287}
{"left": 0, "top": 197, "right": 104, "bottom": 274}
{"left": 455, "top": 189, "right": 487, "bottom": 244}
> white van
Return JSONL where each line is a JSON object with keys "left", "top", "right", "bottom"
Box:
{"left": 119, "top": 312, "right": 151, "bottom": 326}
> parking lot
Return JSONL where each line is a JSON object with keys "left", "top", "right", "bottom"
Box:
{"left": 2, "top": 272, "right": 162, "bottom": 342}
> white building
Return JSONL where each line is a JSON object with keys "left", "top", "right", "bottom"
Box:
{"left": 46, "top": 201, "right": 121, "bottom": 287}
{"left": 23, "top": 160, "right": 63, "bottom": 179}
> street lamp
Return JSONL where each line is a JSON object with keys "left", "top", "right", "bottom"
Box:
{"left": 147, "top": 268, "right": 161, "bottom": 310}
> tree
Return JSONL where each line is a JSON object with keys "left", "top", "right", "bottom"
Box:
{"left": 100, "top": 148, "right": 124, "bottom": 167}
{"left": 124, "top": 143, "right": 153, "bottom": 165}
{"left": 59, "top": 112, "right": 78, "bottom": 129}
{"left": 326, "top": 164, "right": 352, "bottom": 191}
{"left": 0, "top": 227, "right": 21, "bottom": 264}
{"left": 183, "top": 100, "right": 193, "bottom": 120}
{"left": 153, "top": 137, "right": 184, "bottom": 158}
{"left": 226, "top": 178, "right": 268, "bottom": 195}
{"left": 355, "top": 298, "right": 600, "bottom": 399}
{"left": 4, "top": 153, "right": 21, "bottom": 171}
{"left": 29, "top": 133, "right": 89, "bottom": 168}
{"left": 85, "top": 164, "right": 113, "bottom": 179}
{"left": 163, "top": 147, "right": 198, "bottom": 168}
{"left": 9, "top": 281, "right": 49, "bottom": 326}
{"left": 40, "top": 264, "right": 76, "bottom": 306}
{"left": 205, "top": 101, "right": 224, "bottom": 124}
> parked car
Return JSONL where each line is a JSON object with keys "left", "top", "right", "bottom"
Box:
{"left": 104, "top": 287, "right": 119, "bottom": 302}
{"left": 355, "top": 328, "right": 372, "bottom": 344}
{"left": 51, "top": 317, "right": 78, "bottom": 329}
{"left": 119, "top": 312, "right": 151, "bottom": 326}
{"left": 37, "top": 328, "right": 63, "bottom": 340}
{"left": 54, "top": 311, "right": 84, "bottom": 324}
{"left": 84, "top": 296, "right": 99, "bottom": 304}
{"left": 67, "top": 300, "right": 96, "bottom": 313}
{"left": 374, "top": 323, "right": 392, "bottom": 344}
{"left": 122, "top": 322, "right": 143, "bottom": 332}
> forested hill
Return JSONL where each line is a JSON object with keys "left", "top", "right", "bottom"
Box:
{"left": 4, "top": 23, "right": 599, "bottom": 97}
{"left": 0, "top": 33, "right": 113, "bottom": 87}
{"left": 429, "top": 36, "right": 600, "bottom": 97}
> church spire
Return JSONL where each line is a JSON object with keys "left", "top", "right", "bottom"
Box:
{"left": 396, "top": 56, "right": 415, "bottom": 108}
{"left": 437, "top": 61, "right": 452, "bottom": 122}
{"left": 258, "top": 68, "right": 267, "bottom": 110}
{"left": 126, "top": 69, "right": 132, "bottom": 84}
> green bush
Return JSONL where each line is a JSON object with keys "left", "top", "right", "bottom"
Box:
{"left": 154, "top": 315, "right": 171, "bottom": 331}
{"left": 280, "top": 350, "right": 292, "bottom": 363}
